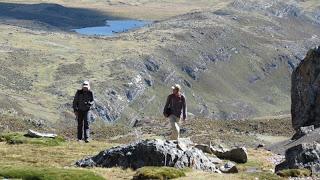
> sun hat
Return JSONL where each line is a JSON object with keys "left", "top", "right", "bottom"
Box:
{"left": 82, "top": 80, "right": 90, "bottom": 90}
{"left": 171, "top": 84, "right": 181, "bottom": 91}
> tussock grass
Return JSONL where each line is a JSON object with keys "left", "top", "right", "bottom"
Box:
{"left": 133, "top": 166, "right": 186, "bottom": 180}
{"left": 277, "top": 168, "right": 311, "bottom": 177}
{"left": 239, "top": 172, "right": 283, "bottom": 180}
{"left": 237, "top": 149, "right": 274, "bottom": 172}
{"left": 0, "top": 133, "right": 65, "bottom": 146}
{"left": 0, "top": 166, "right": 104, "bottom": 180}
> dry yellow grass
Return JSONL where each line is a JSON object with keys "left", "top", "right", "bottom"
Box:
{"left": 0, "top": 141, "right": 116, "bottom": 167}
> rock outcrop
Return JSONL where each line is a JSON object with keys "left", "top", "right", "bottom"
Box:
{"left": 275, "top": 142, "right": 320, "bottom": 174}
{"left": 291, "top": 47, "right": 320, "bottom": 133}
{"left": 75, "top": 139, "right": 222, "bottom": 172}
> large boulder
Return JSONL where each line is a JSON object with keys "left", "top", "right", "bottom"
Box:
{"left": 275, "top": 142, "right": 320, "bottom": 174}
{"left": 291, "top": 47, "right": 320, "bottom": 133}
{"left": 75, "top": 139, "right": 222, "bottom": 172}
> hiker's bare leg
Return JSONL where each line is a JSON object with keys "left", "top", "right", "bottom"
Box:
{"left": 169, "top": 115, "right": 180, "bottom": 140}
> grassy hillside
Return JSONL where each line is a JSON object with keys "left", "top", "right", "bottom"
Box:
{"left": 0, "top": 0, "right": 319, "bottom": 125}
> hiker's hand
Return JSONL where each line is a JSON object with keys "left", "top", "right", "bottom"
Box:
{"left": 74, "top": 111, "right": 78, "bottom": 117}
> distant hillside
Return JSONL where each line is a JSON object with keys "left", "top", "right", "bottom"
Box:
{"left": 0, "top": 0, "right": 319, "bottom": 125}
{"left": 0, "top": 2, "right": 114, "bottom": 30}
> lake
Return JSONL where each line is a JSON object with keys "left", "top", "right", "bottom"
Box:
{"left": 73, "top": 20, "right": 151, "bottom": 36}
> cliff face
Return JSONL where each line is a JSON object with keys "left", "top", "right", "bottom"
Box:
{"left": 291, "top": 47, "right": 320, "bottom": 131}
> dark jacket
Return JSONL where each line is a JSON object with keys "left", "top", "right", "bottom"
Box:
{"left": 73, "top": 89, "right": 94, "bottom": 112}
{"left": 163, "top": 93, "right": 187, "bottom": 119}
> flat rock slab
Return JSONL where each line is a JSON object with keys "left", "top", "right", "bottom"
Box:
{"left": 75, "top": 139, "right": 222, "bottom": 172}
{"left": 26, "top": 129, "right": 57, "bottom": 138}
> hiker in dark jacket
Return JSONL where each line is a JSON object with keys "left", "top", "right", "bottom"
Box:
{"left": 73, "top": 80, "right": 94, "bottom": 143}
{"left": 163, "top": 84, "right": 187, "bottom": 140}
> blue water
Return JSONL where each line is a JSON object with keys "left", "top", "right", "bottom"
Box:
{"left": 73, "top": 20, "right": 150, "bottom": 36}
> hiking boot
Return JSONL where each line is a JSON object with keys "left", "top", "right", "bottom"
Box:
{"left": 84, "top": 139, "right": 90, "bottom": 143}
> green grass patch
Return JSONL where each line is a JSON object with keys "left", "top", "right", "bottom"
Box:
{"left": 0, "top": 133, "right": 65, "bottom": 146}
{"left": 237, "top": 158, "right": 262, "bottom": 172}
{"left": 0, "top": 166, "right": 104, "bottom": 180}
{"left": 133, "top": 166, "right": 186, "bottom": 180}
{"left": 238, "top": 172, "right": 284, "bottom": 180}
{"left": 277, "top": 168, "right": 311, "bottom": 177}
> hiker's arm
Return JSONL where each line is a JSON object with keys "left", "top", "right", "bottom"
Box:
{"left": 89, "top": 91, "right": 95, "bottom": 109}
{"left": 182, "top": 96, "right": 187, "bottom": 120}
{"left": 163, "top": 95, "right": 170, "bottom": 114}
{"left": 73, "top": 91, "right": 79, "bottom": 113}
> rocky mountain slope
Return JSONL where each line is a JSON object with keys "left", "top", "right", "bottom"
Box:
{"left": 102, "top": 0, "right": 320, "bottom": 123}
{"left": 0, "top": 0, "right": 319, "bottom": 125}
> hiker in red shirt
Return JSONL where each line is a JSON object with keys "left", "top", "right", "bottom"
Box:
{"left": 163, "top": 84, "right": 187, "bottom": 140}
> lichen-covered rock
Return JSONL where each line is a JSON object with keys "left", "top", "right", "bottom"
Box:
{"left": 75, "top": 139, "right": 222, "bottom": 172}
{"left": 275, "top": 142, "right": 320, "bottom": 174}
{"left": 291, "top": 47, "right": 320, "bottom": 133}
{"left": 291, "top": 125, "right": 315, "bottom": 140}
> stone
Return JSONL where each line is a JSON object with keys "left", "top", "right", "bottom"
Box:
{"left": 291, "top": 47, "right": 320, "bottom": 132}
{"left": 300, "top": 125, "right": 315, "bottom": 134}
{"left": 144, "top": 57, "right": 160, "bottom": 72}
{"left": 75, "top": 139, "right": 222, "bottom": 172}
{"left": 195, "top": 144, "right": 213, "bottom": 154}
{"left": 210, "top": 145, "right": 248, "bottom": 163}
{"left": 292, "top": 125, "right": 315, "bottom": 139}
{"left": 257, "top": 144, "right": 265, "bottom": 148}
{"left": 275, "top": 142, "right": 320, "bottom": 174}
{"left": 182, "top": 65, "right": 198, "bottom": 80}
{"left": 26, "top": 129, "right": 57, "bottom": 138}
{"left": 220, "top": 162, "right": 238, "bottom": 173}
{"left": 177, "top": 138, "right": 194, "bottom": 151}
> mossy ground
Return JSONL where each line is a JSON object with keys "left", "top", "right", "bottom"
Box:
{"left": 133, "top": 166, "right": 186, "bottom": 180}
{"left": 0, "top": 136, "right": 289, "bottom": 180}
{"left": 0, "top": 132, "right": 65, "bottom": 146}
{"left": 0, "top": 166, "right": 104, "bottom": 180}
{"left": 277, "top": 168, "right": 311, "bottom": 178}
